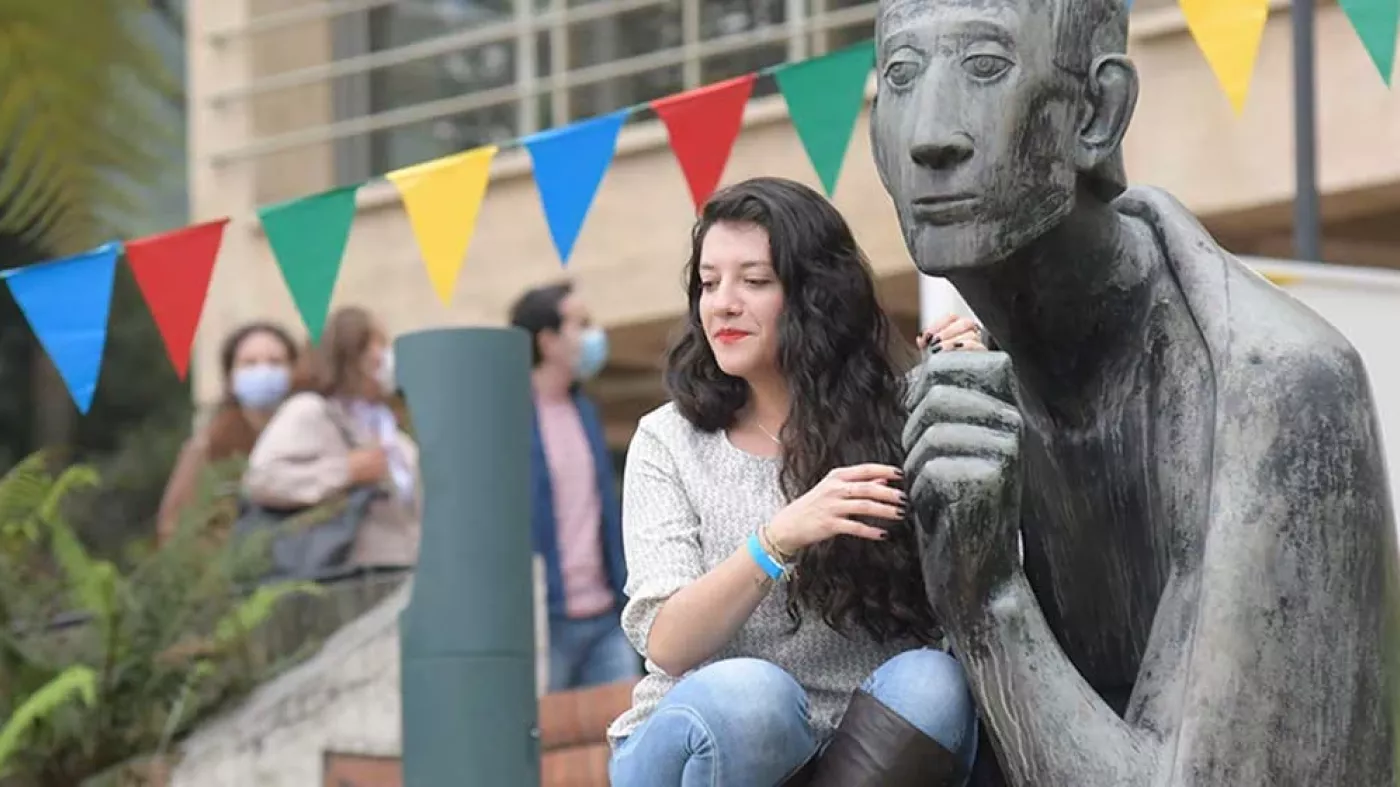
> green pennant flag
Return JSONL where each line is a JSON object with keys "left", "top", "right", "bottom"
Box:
{"left": 774, "top": 40, "right": 876, "bottom": 196}
{"left": 256, "top": 184, "right": 360, "bottom": 342}
{"left": 1339, "top": 0, "right": 1399, "bottom": 84}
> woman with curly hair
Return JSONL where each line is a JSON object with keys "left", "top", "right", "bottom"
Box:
{"left": 607, "top": 177, "right": 984, "bottom": 787}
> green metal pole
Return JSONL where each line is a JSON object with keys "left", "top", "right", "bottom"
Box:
{"left": 397, "top": 327, "right": 540, "bottom": 787}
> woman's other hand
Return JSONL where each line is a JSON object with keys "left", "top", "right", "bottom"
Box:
{"left": 766, "top": 464, "right": 906, "bottom": 554}
{"left": 916, "top": 313, "right": 987, "bottom": 353}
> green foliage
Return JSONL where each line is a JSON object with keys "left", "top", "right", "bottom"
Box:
{"left": 0, "top": 666, "right": 96, "bottom": 777}
{"left": 0, "top": 454, "right": 318, "bottom": 787}
{"left": 0, "top": 0, "right": 178, "bottom": 253}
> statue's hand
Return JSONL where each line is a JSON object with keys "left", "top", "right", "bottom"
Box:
{"left": 903, "top": 350, "right": 1023, "bottom": 617}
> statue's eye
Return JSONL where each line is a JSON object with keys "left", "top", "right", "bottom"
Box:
{"left": 962, "top": 53, "right": 1012, "bottom": 81}
{"left": 884, "top": 60, "right": 920, "bottom": 88}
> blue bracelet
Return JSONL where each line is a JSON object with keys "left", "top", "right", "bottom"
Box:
{"left": 747, "top": 532, "right": 787, "bottom": 581}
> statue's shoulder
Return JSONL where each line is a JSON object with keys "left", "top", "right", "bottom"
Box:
{"left": 1116, "top": 185, "right": 1367, "bottom": 395}
{"left": 1221, "top": 257, "right": 1366, "bottom": 390}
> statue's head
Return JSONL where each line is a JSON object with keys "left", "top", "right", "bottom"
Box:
{"left": 871, "top": 0, "right": 1138, "bottom": 274}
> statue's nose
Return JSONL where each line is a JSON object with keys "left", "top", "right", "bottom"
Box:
{"left": 910, "top": 131, "right": 974, "bottom": 170}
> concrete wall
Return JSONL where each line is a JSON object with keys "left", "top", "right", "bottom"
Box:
{"left": 169, "top": 585, "right": 408, "bottom": 787}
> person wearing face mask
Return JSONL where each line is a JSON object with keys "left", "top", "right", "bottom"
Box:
{"left": 509, "top": 282, "right": 638, "bottom": 692}
{"left": 243, "top": 306, "right": 422, "bottom": 570}
{"left": 157, "top": 321, "right": 299, "bottom": 544}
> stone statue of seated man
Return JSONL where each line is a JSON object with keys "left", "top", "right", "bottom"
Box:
{"left": 872, "top": 0, "right": 1400, "bottom": 784}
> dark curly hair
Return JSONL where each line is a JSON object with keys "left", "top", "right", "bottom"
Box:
{"left": 665, "top": 176, "right": 938, "bottom": 646}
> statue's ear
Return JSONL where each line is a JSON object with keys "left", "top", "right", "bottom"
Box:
{"left": 1076, "top": 53, "right": 1137, "bottom": 175}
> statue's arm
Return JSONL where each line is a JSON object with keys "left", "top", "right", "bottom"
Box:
{"left": 943, "top": 344, "right": 1395, "bottom": 786}
{"left": 1150, "top": 345, "right": 1395, "bottom": 784}
{"left": 945, "top": 567, "right": 1171, "bottom": 785}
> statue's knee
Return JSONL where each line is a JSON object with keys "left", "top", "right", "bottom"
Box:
{"left": 862, "top": 649, "right": 977, "bottom": 754}
{"left": 677, "top": 658, "right": 811, "bottom": 741}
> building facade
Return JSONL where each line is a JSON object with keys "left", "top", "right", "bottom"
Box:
{"left": 187, "top": 0, "right": 1400, "bottom": 445}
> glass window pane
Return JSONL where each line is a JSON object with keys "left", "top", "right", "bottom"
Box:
{"left": 700, "top": 0, "right": 787, "bottom": 40}
{"left": 566, "top": 1, "right": 685, "bottom": 121}
{"left": 364, "top": 1, "right": 524, "bottom": 173}
{"left": 814, "top": 0, "right": 875, "bottom": 52}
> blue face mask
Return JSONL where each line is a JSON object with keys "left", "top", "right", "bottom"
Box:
{"left": 574, "top": 327, "right": 609, "bottom": 381}
{"left": 231, "top": 364, "right": 291, "bottom": 411}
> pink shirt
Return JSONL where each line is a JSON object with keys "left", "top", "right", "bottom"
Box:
{"left": 536, "top": 393, "right": 614, "bottom": 618}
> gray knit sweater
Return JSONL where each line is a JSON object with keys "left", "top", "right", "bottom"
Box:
{"left": 606, "top": 403, "right": 918, "bottom": 746}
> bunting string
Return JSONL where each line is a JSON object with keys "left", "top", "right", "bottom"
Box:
{"left": 4, "top": 5, "right": 1398, "bottom": 412}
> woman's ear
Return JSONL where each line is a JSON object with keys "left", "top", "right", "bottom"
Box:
{"left": 1075, "top": 54, "right": 1138, "bottom": 174}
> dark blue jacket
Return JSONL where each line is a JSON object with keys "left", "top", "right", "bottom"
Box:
{"left": 530, "top": 391, "right": 628, "bottom": 618}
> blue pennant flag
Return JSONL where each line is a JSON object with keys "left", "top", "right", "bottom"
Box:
{"left": 524, "top": 110, "right": 628, "bottom": 265}
{"left": 3, "top": 243, "right": 120, "bottom": 414}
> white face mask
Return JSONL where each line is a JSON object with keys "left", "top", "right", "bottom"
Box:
{"left": 375, "top": 347, "right": 397, "bottom": 395}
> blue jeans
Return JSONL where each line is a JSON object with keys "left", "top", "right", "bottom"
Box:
{"left": 609, "top": 649, "right": 978, "bottom": 787}
{"left": 548, "top": 612, "right": 640, "bottom": 692}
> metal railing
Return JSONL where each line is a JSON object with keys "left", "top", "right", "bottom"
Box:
{"left": 204, "top": 0, "right": 879, "bottom": 167}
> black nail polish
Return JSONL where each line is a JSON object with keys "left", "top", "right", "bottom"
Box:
{"left": 928, "top": 340, "right": 943, "bottom": 354}
{"left": 953, "top": 341, "right": 965, "bottom": 349}
{"left": 878, "top": 531, "right": 889, "bottom": 540}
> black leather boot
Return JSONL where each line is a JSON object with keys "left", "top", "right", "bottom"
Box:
{"left": 802, "top": 689, "right": 968, "bottom": 787}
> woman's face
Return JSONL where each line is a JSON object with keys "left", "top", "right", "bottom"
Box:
{"left": 228, "top": 330, "right": 293, "bottom": 411}
{"left": 698, "top": 221, "right": 785, "bottom": 381}
{"left": 359, "top": 325, "right": 394, "bottom": 399}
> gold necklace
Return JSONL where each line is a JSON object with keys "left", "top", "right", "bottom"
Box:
{"left": 756, "top": 423, "right": 782, "bottom": 446}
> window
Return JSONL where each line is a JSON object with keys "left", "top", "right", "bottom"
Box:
{"left": 567, "top": 0, "right": 685, "bottom": 123}
{"left": 323, "top": 0, "right": 884, "bottom": 184}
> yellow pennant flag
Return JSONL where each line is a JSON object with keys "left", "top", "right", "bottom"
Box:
{"left": 386, "top": 145, "right": 498, "bottom": 305}
{"left": 1179, "top": 0, "right": 1271, "bottom": 114}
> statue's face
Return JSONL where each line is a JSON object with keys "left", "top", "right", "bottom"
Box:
{"left": 872, "top": 0, "right": 1083, "bottom": 274}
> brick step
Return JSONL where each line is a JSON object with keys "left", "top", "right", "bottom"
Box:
{"left": 539, "top": 679, "right": 637, "bottom": 751}
{"left": 323, "top": 679, "right": 639, "bottom": 786}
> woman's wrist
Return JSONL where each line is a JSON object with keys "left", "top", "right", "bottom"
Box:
{"left": 760, "top": 521, "right": 796, "bottom": 562}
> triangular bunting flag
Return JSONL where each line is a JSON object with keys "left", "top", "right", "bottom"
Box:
{"left": 124, "top": 218, "right": 228, "bottom": 380}
{"left": 4, "top": 243, "right": 120, "bottom": 414}
{"left": 651, "top": 74, "right": 758, "bottom": 212}
{"left": 1340, "top": 0, "right": 1399, "bottom": 84}
{"left": 774, "top": 40, "right": 875, "bottom": 196}
{"left": 386, "top": 146, "right": 498, "bottom": 306}
{"left": 524, "top": 110, "right": 627, "bottom": 265}
{"left": 1179, "top": 0, "right": 1271, "bottom": 113}
{"left": 257, "top": 185, "right": 360, "bottom": 341}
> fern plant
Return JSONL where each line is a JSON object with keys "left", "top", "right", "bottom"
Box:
{"left": 0, "top": 453, "right": 321, "bottom": 787}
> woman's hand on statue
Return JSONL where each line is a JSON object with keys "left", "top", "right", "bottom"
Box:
{"left": 917, "top": 314, "right": 988, "bottom": 353}
{"left": 347, "top": 446, "right": 390, "bottom": 485}
{"left": 765, "top": 464, "right": 907, "bottom": 554}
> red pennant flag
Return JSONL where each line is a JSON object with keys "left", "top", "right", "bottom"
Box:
{"left": 124, "top": 218, "right": 229, "bottom": 380}
{"left": 651, "top": 74, "right": 757, "bottom": 212}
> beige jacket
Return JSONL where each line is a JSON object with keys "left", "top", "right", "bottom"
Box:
{"left": 243, "top": 392, "right": 422, "bottom": 568}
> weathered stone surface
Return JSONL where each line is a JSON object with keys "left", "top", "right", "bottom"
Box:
{"left": 873, "top": 0, "right": 1400, "bottom": 784}
{"left": 170, "top": 583, "right": 410, "bottom": 787}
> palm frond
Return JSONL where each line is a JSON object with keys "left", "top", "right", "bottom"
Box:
{"left": 0, "top": 0, "right": 178, "bottom": 252}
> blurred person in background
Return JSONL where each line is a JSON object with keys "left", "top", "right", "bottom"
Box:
{"left": 156, "top": 321, "right": 299, "bottom": 543}
{"left": 510, "top": 282, "right": 638, "bottom": 692}
{"left": 243, "top": 306, "right": 421, "bottom": 569}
